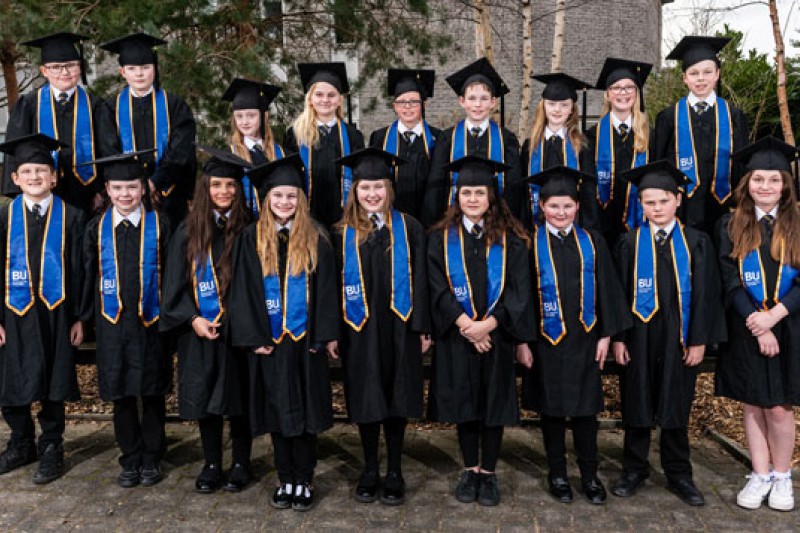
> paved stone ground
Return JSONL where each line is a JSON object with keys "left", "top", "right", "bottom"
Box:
{"left": 0, "top": 422, "right": 799, "bottom": 532}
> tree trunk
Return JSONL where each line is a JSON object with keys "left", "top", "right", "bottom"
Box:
{"left": 518, "top": 0, "right": 533, "bottom": 139}
{"left": 769, "top": 0, "right": 794, "bottom": 144}
{"left": 551, "top": 0, "right": 566, "bottom": 72}
{"left": 474, "top": 0, "right": 493, "bottom": 61}
{"left": 0, "top": 38, "right": 19, "bottom": 110}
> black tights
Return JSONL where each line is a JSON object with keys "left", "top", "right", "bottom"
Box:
{"left": 358, "top": 417, "right": 407, "bottom": 474}
{"left": 456, "top": 421, "right": 504, "bottom": 472}
{"left": 198, "top": 414, "right": 252, "bottom": 465}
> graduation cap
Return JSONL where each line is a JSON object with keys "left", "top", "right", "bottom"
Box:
{"left": 256, "top": 153, "right": 306, "bottom": 193}
{"left": 0, "top": 133, "right": 67, "bottom": 171}
{"left": 222, "top": 78, "right": 281, "bottom": 112}
{"left": 100, "top": 32, "right": 166, "bottom": 65}
{"left": 22, "top": 32, "right": 89, "bottom": 84}
{"left": 732, "top": 136, "right": 798, "bottom": 174}
{"left": 197, "top": 144, "right": 251, "bottom": 180}
{"left": 298, "top": 62, "right": 349, "bottom": 94}
{"left": 526, "top": 165, "right": 595, "bottom": 200}
{"left": 595, "top": 57, "right": 653, "bottom": 91}
{"left": 666, "top": 36, "right": 731, "bottom": 71}
{"left": 620, "top": 160, "right": 689, "bottom": 194}
{"left": 387, "top": 68, "right": 435, "bottom": 100}
{"left": 446, "top": 57, "right": 508, "bottom": 98}
{"left": 446, "top": 155, "right": 511, "bottom": 189}
{"left": 336, "top": 147, "right": 406, "bottom": 182}
{"left": 78, "top": 149, "right": 156, "bottom": 181}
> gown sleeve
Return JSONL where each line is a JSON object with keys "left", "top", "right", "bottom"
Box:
{"left": 592, "top": 229, "right": 632, "bottom": 338}
{"left": 422, "top": 129, "right": 452, "bottom": 228}
{"left": 687, "top": 229, "right": 726, "bottom": 346}
{"left": 160, "top": 223, "right": 199, "bottom": 332}
{"left": 150, "top": 94, "right": 197, "bottom": 193}
{"left": 79, "top": 216, "right": 100, "bottom": 323}
{"left": 311, "top": 230, "right": 340, "bottom": 345}
{"left": 68, "top": 208, "right": 87, "bottom": 323}
{"left": 407, "top": 216, "right": 431, "bottom": 334}
{"left": 427, "top": 229, "right": 467, "bottom": 335}
{"left": 716, "top": 215, "right": 758, "bottom": 318}
{"left": 228, "top": 224, "right": 273, "bottom": 348}
{"left": 490, "top": 233, "right": 535, "bottom": 343}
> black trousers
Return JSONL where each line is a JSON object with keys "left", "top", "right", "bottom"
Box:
{"left": 456, "top": 421, "right": 504, "bottom": 472}
{"left": 2, "top": 401, "right": 65, "bottom": 450}
{"left": 271, "top": 432, "right": 317, "bottom": 484}
{"left": 540, "top": 415, "right": 598, "bottom": 480}
{"left": 623, "top": 426, "right": 692, "bottom": 482}
{"left": 358, "top": 417, "right": 407, "bottom": 474}
{"left": 198, "top": 414, "right": 252, "bottom": 466}
{"left": 113, "top": 395, "right": 166, "bottom": 469}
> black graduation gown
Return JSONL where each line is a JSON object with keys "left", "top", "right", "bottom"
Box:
{"left": 160, "top": 222, "right": 245, "bottom": 419}
{"left": 229, "top": 223, "right": 339, "bottom": 437}
{"left": 0, "top": 199, "right": 85, "bottom": 406}
{"left": 283, "top": 124, "right": 365, "bottom": 230}
{"left": 368, "top": 125, "right": 442, "bottom": 221}
{"left": 2, "top": 87, "right": 104, "bottom": 214}
{"left": 517, "top": 137, "right": 598, "bottom": 231}
{"left": 81, "top": 211, "right": 172, "bottom": 401}
{"left": 98, "top": 90, "right": 197, "bottom": 229}
{"left": 421, "top": 125, "right": 521, "bottom": 228}
{"left": 427, "top": 227, "right": 535, "bottom": 426}
{"left": 614, "top": 226, "right": 725, "bottom": 429}
{"left": 335, "top": 215, "right": 430, "bottom": 424}
{"left": 715, "top": 215, "right": 800, "bottom": 406}
{"left": 653, "top": 101, "right": 749, "bottom": 234}
{"left": 521, "top": 228, "right": 631, "bottom": 417}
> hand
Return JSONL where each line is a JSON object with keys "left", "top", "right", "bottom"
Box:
{"left": 91, "top": 192, "right": 104, "bottom": 213}
{"left": 148, "top": 179, "right": 161, "bottom": 208}
{"left": 191, "top": 316, "right": 220, "bottom": 340}
{"left": 326, "top": 340, "right": 340, "bottom": 359}
{"left": 683, "top": 344, "right": 705, "bottom": 366}
{"left": 757, "top": 331, "right": 780, "bottom": 357}
{"left": 70, "top": 321, "right": 84, "bottom": 347}
{"left": 595, "top": 336, "right": 611, "bottom": 370}
{"left": 420, "top": 334, "right": 433, "bottom": 354}
{"left": 461, "top": 316, "right": 497, "bottom": 343}
{"left": 613, "top": 341, "right": 630, "bottom": 366}
{"left": 472, "top": 338, "right": 493, "bottom": 354}
{"left": 515, "top": 343, "right": 533, "bottom": 369}
{"left": 746, "top": 309, "right": 781, "bottom": 337}
{"left": 0, "top": 324, "right": 5, "bottom": 347}
{"left": 254, "top": 345, "right": 274, "bottom": 355}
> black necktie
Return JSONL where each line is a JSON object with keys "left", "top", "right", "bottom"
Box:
{"left": 618, "top": 123, "right": 629, "bottom": 137}
{"left": 557, "top": 229, "right": 568, "bottom": 240}
{"left": 319, "top": 125, "right": 330, "bottom": 137}
{"left": 548, "top": 135, "right": 561, "bottom": 146}
{"left": 470, "top": 224, "right": 483, "bottom": 239}
{"left": 656, "top": 228, "right": 668, "bottom": 247}
{"left": 252, "top": 143, "right": 264, "bottom": 154}
{"left": 402, "top": 131, "right": 414, "bottom": 144}
{"left": 278, "top": 227, "right": 290, "bottom": 242}
{"left": 762, "top": 214, "right": 775, "bottom": 227}
{"left": 470, "top": 127, "right": 481, "bottom": 139}
{"left": 370, "top": 214, "right": 380, "bottom": 229}
{"left": 57, "top": 92, "right": 69, "bottom": 109}
{"left": 695, "top": 101, "right": 709, "bottom": 115}
{"left": 217, "top": 214, "right": 227, "bottom": 230}
{"left": 31, "top": 204, "right": 42, "bottom": 221}
{"left": 121, "top": 219, "right": 131, "bottom": 228}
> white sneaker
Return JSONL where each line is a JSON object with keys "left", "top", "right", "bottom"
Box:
{"left": 736, "top": 474, "right": 773, "bottom": 509}
{"left": 768, "top": 477, "right": 795, "bottom": 511}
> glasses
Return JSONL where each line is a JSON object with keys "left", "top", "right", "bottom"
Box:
{"left": 394, "top": 99, "right": 422, "bottom": 108}
{"left": 608, "top": 85, "right": 638, "bottom": 95}
{"left": 43, "top": 62, "right": 81, "bottom": 74}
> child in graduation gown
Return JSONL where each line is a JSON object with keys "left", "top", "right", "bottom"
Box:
{"left": 80, "top": 151, "right": 171, "bottom": 488}
{"left": 283, "top": 63, "right": 364, "bottom": 230}
{"left": 369, "top": 69, "right": 440, "bottom": 222}
{"left": 715, "top": 137, "right": 800, "bottom": 512}
{"left": 520, "top": 73, "right": 596, "bottom": 231}
{"left": 654, "top": 36, "right": 748, "bottom": 235}
{"left": 331, "top": 148, "right": 431, "bottom": 506}
{"left": 611, "top": 161, "right": 725, "bottom": 507}
{"left": 427, "top": 155, "right": 535, "bottom": 507}
{"left": 230, "top": 154, "right": 339, "bottom": 512}
{"left": 0, "top": 134, "right": 86, "bottom": 485}
{"left": 160, "top": 146, "right": 255, "bottom": 493}
{"left": 222, "top": 78, "right": 285, "bottom": 216}
{"left": 516, "top": 166, "right": 630, "bottom": 505}
{"left": 586, "top": 58, "right": 653, "bottom": 245}
{"left": 421, "top": 58, "right": 521, "bottom": 228}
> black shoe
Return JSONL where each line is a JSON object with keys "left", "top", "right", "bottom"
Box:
{"left": 140, "top": 463, "right": 164, "bottom": 487}
{"left": 355, "top": 470, "right": 379, "bottom": 503}
{"left": 270, "top": 483, "right": 293, "bottom": 509}
{"left": 455, "top": 470, "right": 479, "bottom": 503}
{"left": 292, "top": 482, "right": 314, "bottom": 511}
{"left": 0, "top": 442, "right": 37, "bottom": 475}
{"left": 548, "top": 475, "right": 573, "bottom": 503}
{"left": 611, "top": 471, "right": 648, "bottom": 497}
{"left": 582, "top": 477, "right": 607, "bottom": 505}
{"left": 477, "top": 473, "right": 500, "bottom": 506}
{"left": 223, "top": 462, "right": 251, "bottom": 492}
{"left": 32, "top": 444, "right": 64, "bottom": 485}
{"left": 667, "top": 478, "right": 705, "bottom": 507}
{"left": 117, "top": 466, "right": 141, "bottom": 488}
{"left": 380, "top": 471, "right": 405, "bottom": 506}
{"left": 195, "top": 462, "right": 222, "bottom": 493}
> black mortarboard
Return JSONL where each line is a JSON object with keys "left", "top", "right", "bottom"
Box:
{"left": 666, "top": 36, "right": 731, "bottom": 71}
{"left": 298, "top": 62, "right": 349, "bottom": 93}
{"left": 337, "top": 147, "right": 406, "bottom": 182}
{"left": 526, "top": 165, "right": 595, "bottom": 200}
{"left": 0, "top": 133, "right": 66, "bottom": 170}
{"left": 100, "top": 32, "right": 166, "bottom": 66}
{"left": 533, "top": 72, "right": 592, "bottom": 101}
{"left": 257, "top": 153, "right": 306, "bottom": 192}
{"left": 446, "top": 155, "right": 511, "bottom": 188}
{"left": 21, "top": 32, "right": 86, "bottom": 64}
{"left": 595, "top": 57, "right": 653, "bottom": 90}
{"left": 197, "top": 144, "right": 250, "bottom": 180}
{"left": 222, "top": 78, "right": 281, "bottom": 112}
{"left": 78, "top": 149, "right": 155, "bottom": 181}
{"left": 387, "top": 68, "right": 435, "bottom": 100}
{"left": 733, "top": 136, "right": 798, "bottom": 174}
{"left": 620, "top": 160, "right": 689, "bottom": 194}
{"left": 446, "top": 57, "right": 509, "bottom": 97}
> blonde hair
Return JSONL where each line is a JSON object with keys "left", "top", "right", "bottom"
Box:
{"left": 527, "top": 99, "right": 586, "bottom": 158}
{"left": 256, "top": 188, "right": 320, "bottom": 277}
{"left": 229, "top": 111, "right": 278, "bottom": 161}
{"left": 336, "top": 179, "right": 395, "bottom": 245}
{"left": 600, "top": 88, "right": 650, "bottom": 154}
{"left": 291, "top": 82, "right": 345, "bottom": 148}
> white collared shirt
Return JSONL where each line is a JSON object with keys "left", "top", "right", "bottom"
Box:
{"left": 368, "top": 212, "right": 385, "bottom": 229}
{"left": 244, "top": 136, "right": 263, "bottom": 151}
{"left": 465, "top": 119, "right": 489, "bottom": 137}
{"left": 611, "top": 113, "right": 632, "bottom": 133}
{"left": 398, "top": 121, "right": 423, "bottom": 143}
{"left": 213, "top": 210, "right": 232, "bottom": 224}
{"left": 113, "top": 205, "right": 142, "bottom": 228}
{"left": 688, "top": 90, "right": 717, "bottom": 110}
{"left": 51, "top": 87, "right": 76, "bottom": 102}
{"left": 545, "top": 126, "right": 567, "bottom": 140}
{"left": 755, "top": 205, "right": 778, "bottom": 221}
{"left": 274, "top": 219, "right": 294, "bottom": 232}
{"left": 546, "top": 222, "right": 573, "bottom": 238}
{"left": 23, "top": 194, "right": 52, "bottom": 214}
{"left": 651, "top": 219, "right": 677, "bottom": 236}
{"left": 317, "top": 118, "right": 338, "bottom": 129}
{"left": 462, "top": 215, "right": 484, "bottom": 234}
{"left": 130, "top": 85, "right": 155, "bottom": 98}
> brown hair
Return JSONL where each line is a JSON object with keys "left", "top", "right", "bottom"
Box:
{"left": 256, "top": 188, "right": 320, "bottom": 277}
{"left": 336, "top": 178, "right": 396, "bottom": 245}
{"left": 527, "top": 99, "right": 586, "bottom": 157}
{"left": 229, "top": 111, "right": 278, "bottom": 161}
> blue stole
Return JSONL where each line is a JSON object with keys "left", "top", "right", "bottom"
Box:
{"left": 299, "top": 119, "right": 353, "bottom": 206}
{"left": 444, "top": 224, "right": 506, "bottom": 319}
{"left": 5, "top": 196, "right": 66, "bottom": 315}
{"left": 534, "top": 225, "right": 596, "bottom": 345}
{"left": 674, "top": 96, "right": 733, "bottom": 202}
{"left": 37, "top": 84, "right": 97, "bottom": 184}
{"left": 261, "top": 226, "right": 308, "bottom": 343}
{"left": 117, "top": 86, "right": 170, "bottom": 189}
{"left": 383, "top": 120, "right": 436, "bottom": 160}
{"left": 632, "top": 222, "right": 692, "bottom": 347}
{"left": 449, "top": 120, "right": 505, "bottom": 206}
{"left": 740, "top": 241, "right": 799, "bottom": 310}
{"left": 528, "top": 134, "right": 579, "bottom": 222}
{"left": 193, "top": 248, "right": 223, "bottom": 323}
{"left": 235, "top": 143, "right": 285, "bottom": 218}
{"left": 98, "top": 208, "right": 161, "bottom": 325}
